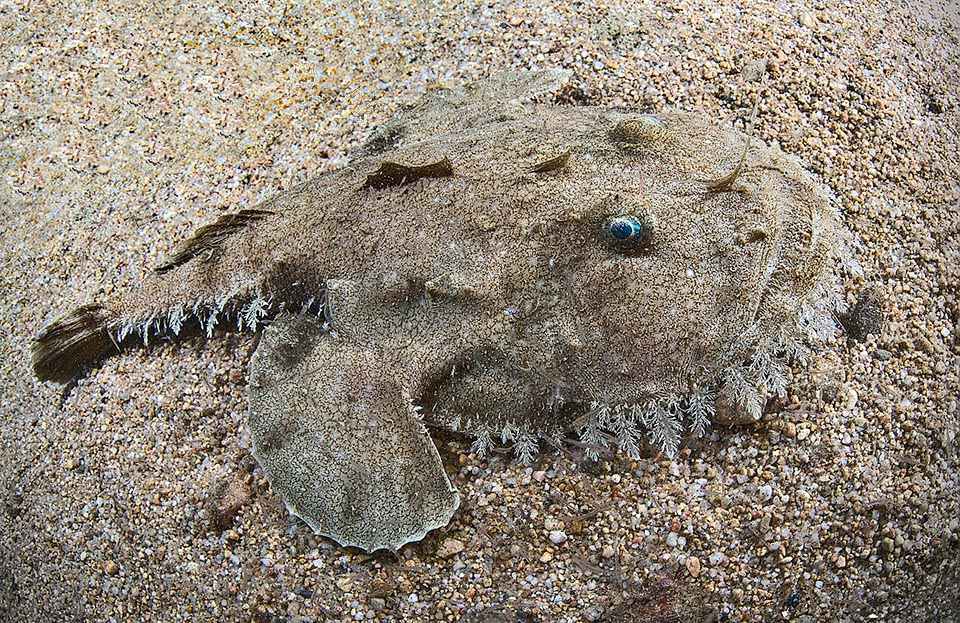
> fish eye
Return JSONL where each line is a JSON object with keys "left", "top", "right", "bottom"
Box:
{"left": 604, "top": 214, "right": 653, "bottom": 252}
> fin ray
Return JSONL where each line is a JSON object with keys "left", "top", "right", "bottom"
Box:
{"left": 31, "top": 305, "right": 118, "bottom": 383}
{"left": 155, "top": 209, "right": 273, "bottom": 273}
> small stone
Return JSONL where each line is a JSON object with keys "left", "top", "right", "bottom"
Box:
{"left": 799, "top": 11, "right": 816, "bottom": 28}
{"left": 205, "top": 475, "right": 251, "bottom": 532}
{"left": 539, "top": 551, "right": 553, "bottom": 563}
{"left": 103, "top": 560, "right": 119, "bottom": 576}
{"left": 436, "top": 538, "right": 465, "bottom": 558}
{"left": 841, "top": 290, "right": 884, "bottom": 341}
{"left": 370, "top": 597, "right": 385, "bottom": 611}
{"left": 872, "top": 349, "right": 893, "bottom": 361}
{"left": 549, "top": 530, "right": 567, "bottom": 545}
{"left": 882, "top": 537, "right": 895, "bottom": 553}
{"left": 685, "top": 556, "right": 702, "bottom": 577}
{"left": 796, "top": 428, "right": 811, "bottom": 441}
{"left": 820, "top": 384, "right": 841, "bottom": 404}
{"left": 845, "top": 389, "right": 859, "bottom": 411}
{"left": 335, "top": 577, "right": 354, "bottom": 592}
{"left": 601, "top": 545, "right": 616, "bottom": 559}
{"left": 742, "top": 58, "right": 768, "bottom": 82}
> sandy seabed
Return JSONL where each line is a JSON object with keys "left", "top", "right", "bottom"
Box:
{"left": 1, "top": 1, "right": 958, "bottom": 621}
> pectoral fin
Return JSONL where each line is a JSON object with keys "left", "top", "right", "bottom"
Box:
{"left": 248, "top": 313, "right": 459, "bottom": 552}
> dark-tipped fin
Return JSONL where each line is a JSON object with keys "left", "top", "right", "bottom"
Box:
{"left": 155, "top": 209, "right": 273, "bottom": 273}
{"left": 31, "top": 304, "right": 119, "bottom": 383}
{"left": 530, "top": 150, "right": 571, "bottom": 174}
{"left": 362, "top": 158, "right": 453, "bottom": 190}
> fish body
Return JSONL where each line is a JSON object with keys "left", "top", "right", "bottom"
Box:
{"left": 32, "top": 70, "right": 848, "bottom": 551}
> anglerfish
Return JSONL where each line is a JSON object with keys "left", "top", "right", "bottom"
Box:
{"left": 31, "top": 70, "right": 852, "bottom": 552}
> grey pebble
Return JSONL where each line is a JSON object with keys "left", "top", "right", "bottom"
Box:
{"left": 873, "top": 349, "right": 894, "bottom": 360}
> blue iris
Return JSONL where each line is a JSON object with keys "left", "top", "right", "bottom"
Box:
{"left": 609, "top": 216, "right": 643, "bottom": 240}
{"left": 605, "top": 214, "right": 653, "bottom": 252}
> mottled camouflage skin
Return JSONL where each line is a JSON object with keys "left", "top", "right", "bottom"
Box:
{"left": 32, "top": 71, "right": 849, "bottom": 551}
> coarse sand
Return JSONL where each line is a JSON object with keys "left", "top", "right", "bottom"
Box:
{"left": 1, "top": 0, "right": 958, "bottom": 621}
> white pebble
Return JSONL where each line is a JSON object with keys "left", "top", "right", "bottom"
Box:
{"left": 709, "top": 552, "right": 727, "bottom": 565}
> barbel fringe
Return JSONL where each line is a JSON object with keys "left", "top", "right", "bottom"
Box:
{"left": 111, "top": 292, "right": 325, "bottom": 346}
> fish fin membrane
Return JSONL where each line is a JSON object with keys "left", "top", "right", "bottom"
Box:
{"left": 31, "top": 304, "right": 118, "bottom": 383}
{"left": 155, "top": 209, "right": 273, "bottom": 273}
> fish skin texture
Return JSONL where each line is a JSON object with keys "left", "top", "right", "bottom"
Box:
{"left": 31, "top": 70, "right": 850, "bottom": 551}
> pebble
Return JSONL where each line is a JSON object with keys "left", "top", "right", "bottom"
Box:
{"left": 549, "top": 530, "right": 568, "bottom": 545}
{"left": 436, "top": 538, "right": 465, "bottom": 558}
{"left": 685, "top": 556, "right": 702, "bottom": 577}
